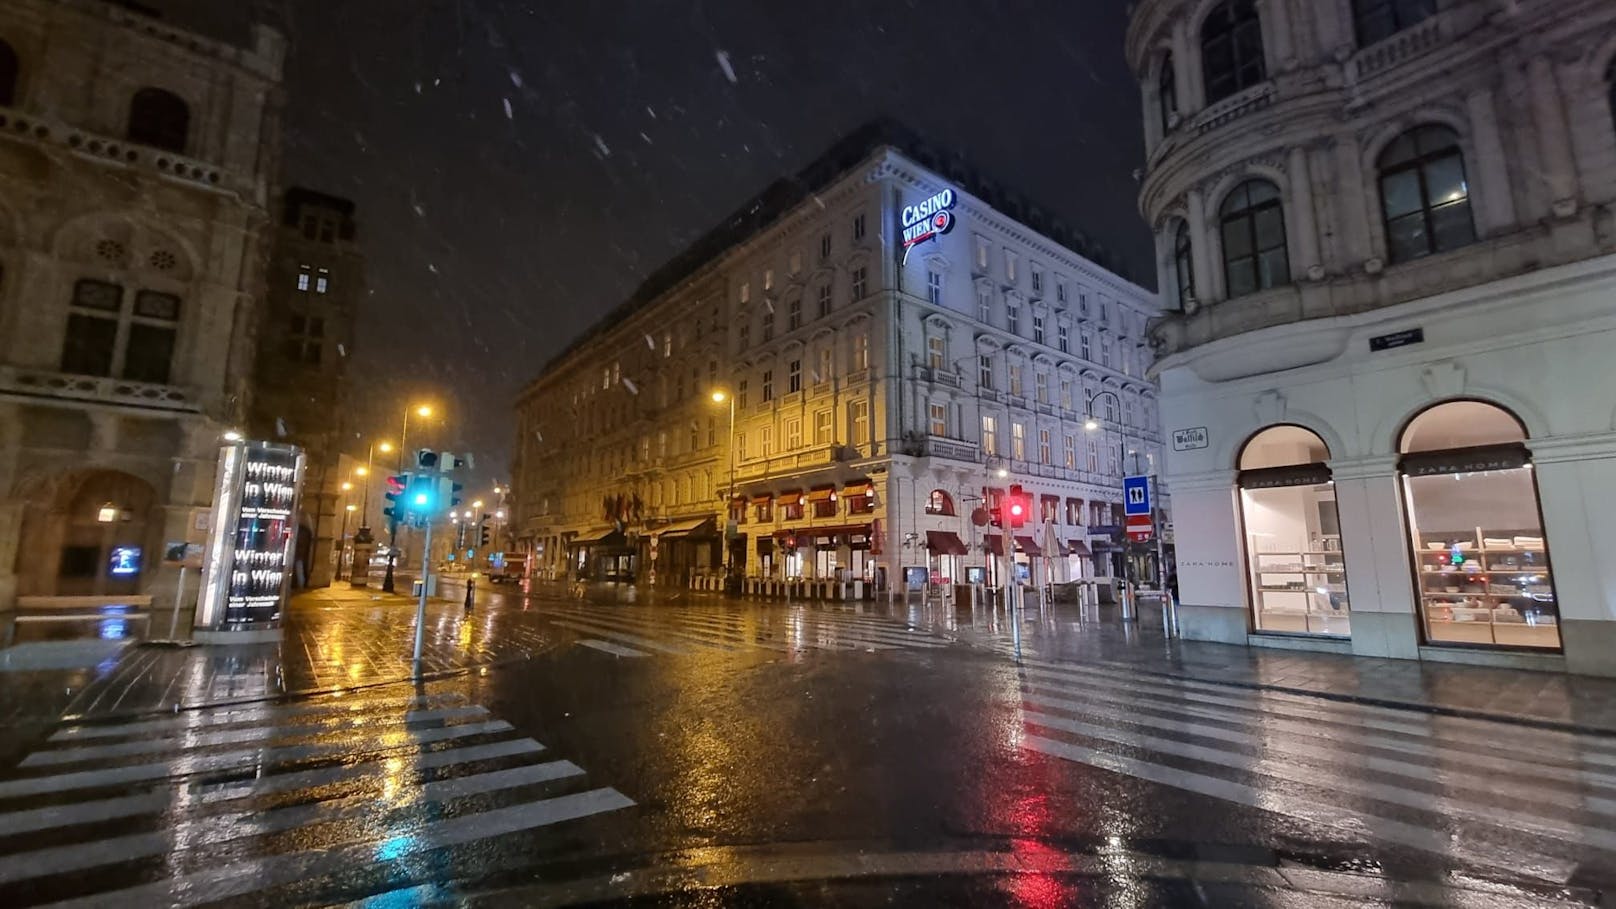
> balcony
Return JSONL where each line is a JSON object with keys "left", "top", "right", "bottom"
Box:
{"left": 921, "top": 436, "right": 980, "bottom": 464}
{"left": 912, "top": 365, "right": 962, "bottom": 389}
{"left": 733, "top": 444, "right": 848, "bottom": 480}
{"left": 0, "top": 105, "right": 231, "bottom": 192}
{"left": 1190, "top": 83, "right": 1273, "bottom": 137}
{"left": 0, "top": 366, "right": 200, "bottom": 413}
{"left": 1351, "top": 15, "right": 1444, "bottom": 82}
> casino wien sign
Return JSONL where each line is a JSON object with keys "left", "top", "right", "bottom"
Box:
{"left": 900, "top": 188, "right": 956, "bottom": 263}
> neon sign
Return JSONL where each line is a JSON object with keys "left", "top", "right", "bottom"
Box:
{"left": 900, "top": 188, "right": 956, "bottom": 263}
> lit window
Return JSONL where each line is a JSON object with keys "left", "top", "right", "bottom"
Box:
{"left": 929, "top": 402, "right": 947, "bottom": 436}
{"left": 981, "top": 415, "right": 998, "bottom": 455}
{"left": 927, "top": 270, "right": 943, "bottom": 306}
{"left": 1011, "top": 422, "right": 1026, "bottom": 460}
{"left": 1032, "top": 315, "right": 1045, "bottom": 344}
{"left": 1378, "top": 125, "right": 1475, "bottom": 264}
{"left": 764, "top": 268, "right": 774, "bottom": 291}
{"left": 314, "top": 268, "right": 329, "bottom": 294}
{"left": 296, "top": 267, "right": 311, "bottom": 292}
{"left": 851, "top": 266, "right": 868, "bottom": 299}
{"left": 788, "top": 358, "right": 801, "bottom": 393}
{"left": 927, "top": 335, "right": 945, "bottom": 370}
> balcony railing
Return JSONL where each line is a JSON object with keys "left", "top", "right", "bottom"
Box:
{"left": 0, "top": 366, "right": 200, "bottom": 412}
{"left": 1352, "top": 15, "right": 1444, "bottom": 81}
{"left": 733, "top": 443, "right": 848, "bottom": 480}
{"left": 1191, "top": 83, "right": 1274, "bottom": 136}
{"left": 0, "top": 105, "right": 230, "bottom": 192}
{"left": 912, "top": 365, "right": 962, "bottom": 389}
{"left": 922, "top": 436, "right": 980, "bottom": 463}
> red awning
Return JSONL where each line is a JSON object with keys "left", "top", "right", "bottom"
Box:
{"left": 925, "top": 530, "right": 969, "bottom": 556}
{"left": 843, "top": 480, "right": 873, "bottom": 498}
{"left": 984, "top": 535, "right": 1004, "bottom": 556}
{"left": 807, "top": 486, "right": 836, "bottom": 502}
{"left": 1015, "top": 535, "right": 1042, "bottom": 556}
{"left": 984, "top": 535, "right": 1041, "bottom": 556}
{"left": 749, "top": 494, "right": 773, "bottom": 505}
{"left": 779, "top": 489, "right": 805, "bottom": 505}
{"left": 1067, "top": 540, "right": 1091, "bottom": 556}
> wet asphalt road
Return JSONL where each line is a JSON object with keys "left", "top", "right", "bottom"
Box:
{"left": 0, "top": 585, "right": 1612, "bottom": 907}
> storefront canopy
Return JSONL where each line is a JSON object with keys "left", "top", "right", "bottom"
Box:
{"left": 807, "top": 486, "right": 837, "bottom": 502}
{"left": 653, "top": 516, "right": 716, "bottom": 539}
{"left": 925, "top": 530, "right": 969, "bottom": 555}
{"left": 1067, "top": 540, "right": 1092, "bottom": 556}
{"left": 983, "top": 536, "right": 1044, "bottom": 557}
{"left": 569, "top": 527, "right": 624, "bottom": 547}
{"left": 1015, "top": 535, "right": 1042, "bottom": 556}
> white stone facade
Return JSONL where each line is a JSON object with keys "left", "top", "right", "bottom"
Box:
{"left": 0, "top": 1, "right": 284, "bottom": 623}
{"left": 512, "top": 133, "right": 1160, "bottom": 595}
{"left": 1127, "top": 0, "right": 1616, "bottom": 673}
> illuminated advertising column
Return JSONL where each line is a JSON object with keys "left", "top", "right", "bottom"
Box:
{"left": 193, "top": 440, "right": 305, "bottom": 643}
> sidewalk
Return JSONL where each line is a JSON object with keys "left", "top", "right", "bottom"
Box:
{"left": 0, "top": 582, "right": 557, "bottom": 726}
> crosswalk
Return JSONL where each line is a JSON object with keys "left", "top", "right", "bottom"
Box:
{"left": 0, "top": 690, "right": 632, "bottom": 907}
{"left": 1008, "top": 656, "right": 1616, "bottom": 885}
{"left": 537, "top": 602, "right": 956, "bottom": 659}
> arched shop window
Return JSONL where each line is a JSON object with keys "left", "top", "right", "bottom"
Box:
{"left": 1237, "top": 425, "right": 1350, "bottom": 637}
{"left": 1399, "top": 400, "right": 1559, "bottom": 650}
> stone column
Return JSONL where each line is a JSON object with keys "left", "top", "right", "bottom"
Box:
{"left": 1286, "top": 146, "right": 1322, "bottom": 280}
{"left": 1172, "top": 21, "right": 1199, "bottom": 114}
{"left": 1185, "top": 188, "right": 1215, "bottom": 303}
{"left": 1465, "top": 88, "right": 1518, "bottom": 234}
{"left": 1329, "top": 455, "right": 1420, "bottom": 660}
{"left": 1331, "top": 134, "right": 1372, "bottom": 268}
{"left": 1255, "top": 0, "right": 1295, "bottom": 71}
{"left": 1531, "top": 436, "right": 1616, "bottom": 676}
{"left": 1527, "top": 55, "right": 1578, "bottom": 217}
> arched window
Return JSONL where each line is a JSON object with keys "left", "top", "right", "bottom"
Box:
{"left": 1398, "top": 401, "right": 1558, "bottom": 650}
{"left": 1172, "top": 220, "right": 1194, "bottom": 309}
{"left": 1219, "top": 180, "right": 1288, "bottom": 298}
{"left": 1237, "top": 425, "right": 1350, "bottom": 637}
{"left": 1378, "top": 125, "right": 1475, "bottom": 264}
{"left": 0, "top": 39, "right": 17, "bottom": 107}
{"left": 1201, "top": 0, "right": 1266, "bottom": 104}
{"left": 127, "top": 88, "right": 190, "bottom": 154}
{"left": 925, "top": 489, "right": 955, "bottom": 516}
{"left": 1352, "top": 0, "right": 1436, "bottom": 48}
{"left": 1158, "top": 52, "right": 1178, "bottom": 134}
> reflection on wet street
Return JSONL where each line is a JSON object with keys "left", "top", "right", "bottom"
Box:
{"left": 0, "top": 587, "right": 1612, "bottom": 905}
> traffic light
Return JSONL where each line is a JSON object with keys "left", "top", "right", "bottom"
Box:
{"left": 405, "top": 474, "right": 437, "bottom": 520}
{"left": 478, "top": 513, "right": 491, "bottom": 547}
{"left": 437, "top": 477, "right": 464, "bottom": 509}
{"left": 415, "top": 449, "right": 439, "bottom": 469}
{"left": 1007, "top": 484, "right": 1029, "bottom": 529}
{"left": 382, "top": 473, "right": 411, "bottom": 530}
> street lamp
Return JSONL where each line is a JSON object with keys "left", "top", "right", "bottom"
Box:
{"left": 711, "top": 388, "right": 738, "bottom": 589}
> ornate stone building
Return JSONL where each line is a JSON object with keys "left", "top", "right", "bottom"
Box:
{"left": 1128, "top": 0, "right": 1616, "bottom": 672}
{"left": 250, "top": 188, "right": 363, "bottom": 588}
{"left": 0, "top": 0, "right": 284, "bottom": 632}
{"left": 513, "top": 123, "right": 1161, "bottom": 596}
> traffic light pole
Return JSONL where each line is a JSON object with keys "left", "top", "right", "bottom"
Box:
{"left": 412, "top": 517, "right": 433, "bottom": 677}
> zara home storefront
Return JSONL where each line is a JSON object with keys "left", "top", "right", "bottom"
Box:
{"left": 1160, "top": 258, "right": 1616, "bottom": 677}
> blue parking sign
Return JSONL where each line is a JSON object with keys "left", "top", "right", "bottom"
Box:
{"left": 1124, "top": 475, "right": 1151, "bottom": 516}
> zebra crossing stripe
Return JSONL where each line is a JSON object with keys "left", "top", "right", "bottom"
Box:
{"left": 47, "top": 694, "right": 466, "bottom": 742}
{"left": 0, "top": 738, "right": 548, "bottom": 835}
{"left": 0, "top": 719, "right": 515, "bottom": 799}
{"left": 1020, "top": 733, "right": 1577, "bottom": 885}
{"left": 0, "top": 760, "right": 587, "bottom": 884}
{"left": 559, "top": 612, "right": 745, "bottom": 651}
{"left": 44, "top": 787, "right": 636, "bottom": 908}
{"left": 545, "top": 619, "right": 696, "bottom": 654}
{"left": 22, "top": 706, "right": 490, "bottom": 768}
{"left": 1020, "top": 698, "right": 1616, "bottom": 851}
{"left": 577, "top": 639, "right": 648, "bottom": 658}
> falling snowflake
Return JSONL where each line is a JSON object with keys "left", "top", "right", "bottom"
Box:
{"left": 593, "top": 134, "right": 611, "bottom": 157}
{"left": 715, "top": 50, "right": 737, "bottom": 83}
{"left": 644, "top": 334, "right": 656, "bottom": 349}
{"left": 337, "top": 343, "right": 347, "bottom": 358}
{"left": 645, "top": 106, "right": 657, "bottom": 119}
{"left": 509, "top": 70, "right": 524, "bottom": 88}
{"left": 428, "top": 263, "right": 439, "bottom": 274}
{"left": 413, "top": 203, "right": 426, "bottom": 217}
{"left": 622, "top": 377, "right": 639, "bottom": 395}
{"left": 502, "top": 98, "right": 513, "bottom": 120}
{"left": 640, "top": 132, "right": 652, "bottom": 145}
{"left": 275, "top": 418, "right": 288, "bottom": 438}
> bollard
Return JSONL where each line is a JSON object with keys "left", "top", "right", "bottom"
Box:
{"left": 464, "top": 577, "right": 475, "bottom": 613}
{"left": 1120, "top": 581, "right": 1137, "bottom": 622}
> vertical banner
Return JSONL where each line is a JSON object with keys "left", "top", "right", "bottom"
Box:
{"left": 197, "top": 440, "right": 306, "bottom": 632}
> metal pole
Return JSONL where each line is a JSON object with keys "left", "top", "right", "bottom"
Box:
{"left": 412, "top": 517, "right": 433, "bottom": 677}
{"left": 167, "top": 566, "right": 186, "bottom": 640}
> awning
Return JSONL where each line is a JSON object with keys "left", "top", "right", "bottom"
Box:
{"left": 984, "top": 536, "right": 1004, "bottom": 556}
{"left": 926, "top": 530, "right": 969, "bottom": 555}
{"left": 569, "top": 527, "right": 623, "bottom": 547}
{"left": 983, "top": 536, "right": 1043, "bottom": 556}
{"left": 779, "top": 489, "right": 805, "bottom": 505}
{"left": 749, "top": 494, "right": 773, "bottom": 505}
{"left": 653, "top": 516, "right": 716, "bottom": 539}
{"left": 1015, "top": 535, "right": 1042, "bottom": 556}
{"left": 1053, "top": 539, "right": 1070, "bottom": 557}
{"left": 807, "top": 485, "right": 837, "bottom": 502}
{"left": 843, "top": 480, "right": 873, "bottom": 498}
{"left": 1067, "top": 540, "right": 1092, "bottom": 556}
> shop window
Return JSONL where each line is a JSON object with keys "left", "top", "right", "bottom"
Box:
{"left": 926, "top": 489, "right": 955, "bottom": 516}
{"left": 782, "top": 493, "right": 805, "bottom": 521}
{"left": 1201, "top": 0, "right": 1266, "bottom": 104}
{"left": 1398, "top": 401, "right": 1559, "bottom": 650}
{"left": 1378, "top": 125, "right": 1475, "bottom": 264}
{"left": 1238, "top": 425, "right": 1350, "bottom": 636}
{"left": 1220, "top": 180, "right": 1288, "bottom": 298}
{"left": 127, "top": 87, "right": 190, "bottom": 154}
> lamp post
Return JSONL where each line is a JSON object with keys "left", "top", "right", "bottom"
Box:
{"left": 711, "top": 389, "right": 738, "bottom": 590}
{"left": 335, "top": 480, "right": 354, "bottom": 580}
{"left": 384, "top": 405, "right": 433, "bottom": 593}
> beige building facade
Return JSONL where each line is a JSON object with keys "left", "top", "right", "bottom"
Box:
{"left": 0, "top": 0, "right": 284, "bottom": 632}
{"left": 513, "top": 125, "right": 1161, "bottom": 597}
{"left": 1129, "top": 0, "right": 1616, "bottom": 673}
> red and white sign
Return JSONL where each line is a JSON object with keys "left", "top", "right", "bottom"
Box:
{"left": 1125, "top": 513, "right": 1154, "bottom": 543}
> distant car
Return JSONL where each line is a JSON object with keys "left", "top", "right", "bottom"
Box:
{"left": 488, "top": 556, "right": 527, "bottom": 584}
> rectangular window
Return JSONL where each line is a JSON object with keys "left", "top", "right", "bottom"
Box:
{"left": 817, "top": 347, "right": 833, "bottom": 385}
{"left": 851, "top": 267, "right": 868, "bottom": 300}
{"left": 977, "top": 291, "right": 991, "bottom": 323}
{"left": 760, "top": 426, "right": 773, "bottom": 457}
{"left": 927, "top": 335, "right": 945, "bottom": 370}
{"left": 1080, "top": 331, "right": 1092, "bottom": 360}
{"left": 315, "top": 269, "right": 330, "bottom": 294}
{"left": 978, "top": 355, "right": 993, "bottom": 389}
{"left": 1005, "top": 252, "right": 1018, "bottom": 283}
{"left": 1031, "top": 269, "right": 1043, "bottom": 294}
{"left": 1101, "top": 334, "right": 1113, "bottom": 368}
{"left": 788, "top": 296, "right": 802, "bottom": 330}
{"left": 817, "top": 283, "right": 832, "bottom": 317}
{"left": 762, "top": 309, "right": 774, "bottom": 341}
{"left": 61, "top": 313, "right": 118, "bottom": 376}
{"left": 981, "top": 415, "right": 998, "bottom": 456}
{"left": 1063, "top": 435, "right": 1076, "bottom": 468}
{"left": 814, "top": 409, "right": 832, "bottom": 444}
{"left": 850, "top": 400, "right": 870, "bottom": 446}
{"left": 737, "top": 432, "right": 747, "bottom": 462}
{"left": 1035, "top": 372, "right": 1049, "bottom": 404}
{"left": 663, "top": 331, "right": 673, "bottom": 357}
{"left": 1011, "top": 422, "right": 1026, "bottom": 460}
{"left": 1032, "top": 315, "right": 1045, "bottom": 344}
{"left": 929, "top": 402, "right": 947, "bottom": 436}
{"left": 786, "top": 417, "right": 802, "bottom": 449}
{"left": 820, "top": 233, "right": 831, "bottom": 260}
{"left": 852, "top": 332, "right": 869, "bottom": 370}
{"left": 1039, "top": 428, "right": 1051, "bottom": 464}
{"left": 1058, "top": 324, "right": 1069, "bottom": 352}
{"left": 296, "top": 268, "right": 310, "bottom": 292}
{"left": 738, "top": 379, "right": 750, "bottom": 409}
{"left": 1008, "top": 364, "right": 1023, "bottom": 397}
{"left": 1123, "top": 398, "right": 1135, "bottom": 426}
{"left": 1242, "top": 473, "right": 1352, "bottom": 638}
{"left": 1007, "top": 306, "right": 1021, "bottom": 335}
{"left": 657, "top": 431, "right": 668, "bottom": 459}
{"left": 1056, "top": 282, "right": 1067, "bottom": 304}
{"left": 707, "top": 416, "right": 718, "bottom": 446}
{"left": 1086, "top": 439, "right": 1099, "bottom": 472}
{"left": 124, "top": 323, "right": 176, "bottom": 382}
{"left": 789, "top": 251, "right": 802, "bottom": 275}
{"left": 976, "top": 237, "right": 989, "bottom": 270}
{"left": 852, "top": 213, "right": 866, "bottom": 241}
{"left": 764, "top": 268, "right": 774, "bottom": 291}
{"left": 1059, "top": 380, "right": 1072, "bottom": 411}
{"left": 927, "top": 270, "right": 943, "bottom": 306}
{"left": 788, "top": 358, "right": 801, "bottom": 393}
{"left": 738, "top": 321, "right": 751, "bottom": 350}
{"left": 740, "top": 282, "right": 750, "bottom": 304}
{"left": 762, "top": 369, "right": 774, "bottom": 402}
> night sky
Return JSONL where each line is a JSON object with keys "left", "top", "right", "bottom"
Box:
{"left": 147, "top": 0, "right": 1150, "bottom": 484}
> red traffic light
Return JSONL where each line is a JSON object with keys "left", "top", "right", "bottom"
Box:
{"left": 386, "top": 475, "right": 406, "bottom": 494}
{"left": 1007, "top": 484, "right": 1028, "bottom": 528}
